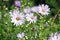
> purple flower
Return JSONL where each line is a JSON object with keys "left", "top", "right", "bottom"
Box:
{"left": 31, "top": 6, "right": 39, "bottom": 13}
{"left": 38, "top": 4, "right": 50, "bottom": 15}
{"left": 15, "top": 0, "right": 21, "bottom": 8}
{"left": 17, "top": 32, "right": 25, "bottom": 38}
{"left": 45, "top": 22, "right": 49, "bottom": 27}
{"left": 32, "top": 27, "right": 36, "bottom": 31}
{"left": 48, "top": 32, "right": 60, "bottom": 40}
{"left": 23, "top": 7, "right": 31, "bottom": 14}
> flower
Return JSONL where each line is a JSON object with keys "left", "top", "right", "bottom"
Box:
{"left": 17, "top": 32, "right": 25, "bottom": 39}
{"left": 23, "top": 7, "right": 31, "bottom": 14}
{"left": 15, "top": 0, "right": 21, "bottom": 7}
{"left": 26, "top": 13, "right": 37, "bottom": 23}
{"left": 48, "top": 32, "right": 60, "bottom": 40}
{"left": 38, "top": 4, "right": 50, "bottom": 15}
{"left": 45, "top": 22, "right": 49, "bottom": 27}
{"left": 32, "top": 27, "right": 36, "bottom": 31}
{"left": 10, "top": 9, "right": 25, "bottom": 26}
{"left": 31, "top": 6, "right": 39, "bottom": 13}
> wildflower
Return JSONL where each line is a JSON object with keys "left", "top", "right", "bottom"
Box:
{"left": 15, "top": 0, "right": 21, "bottom": 8}
{"left": 17, "top": 32, "right": 25, "bottom": 39}
{"left": 38, "top": 4, "right": 50, "bottom": 15}
{"left": 32, "top": 27, "right": 36, "bottom": 31}
{"left": 26, "top": 13, "right": 37, "bottom": 23}
{"left": 45, "top": 22, "right": 49, "bottom": 27}
{"left": 10, "top": 9, "right": 25, "bottom": 26}
{"left": 48, "top": 32, "right": 60, "bottom": 40}
{"left": 23, "top": 7, "right": 31, "bottom": 14}
{"left": 31, "top": 6, "right": 39, "bottom": 13}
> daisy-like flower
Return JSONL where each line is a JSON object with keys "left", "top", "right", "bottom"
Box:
{"left": 48, "top": 32, "right": 60, "bottom": 40}
{"left": 10, "top": 9, "right": 25, "bottom": 26}
{"left": 23, "top": 7, "right": 31, "bottom": 14}
{"left": 26, "top": 13, "right": 37, "bottom": 23}
{"left": 31, "top": 6, "right": 39, "bottom": 13}
{"left": 38, "top": 4, "right": 50, "bottom": 15}
{"left": 17, "top": 32, "right": 25, "bottom": 39}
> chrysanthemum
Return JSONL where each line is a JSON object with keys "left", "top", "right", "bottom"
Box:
{"left": 23, "top": 7, "right": 31, "bottom": 14}
{"left": 38, "top": 4, "right": 50, "bottom": 15}
{"left": 17, "top": 32, "right": 25, "bottom": 39}
{"left": 26, "top": 13, "right": 37, "bottom": 23}
{"left": 48, "top": 32, "right": 60, "bottom": 40}
{"left": 10, "top": 9, "right": 25, "bottom": 26}
{"left": 31, "top": 6, "right": 39, "bottom": 13}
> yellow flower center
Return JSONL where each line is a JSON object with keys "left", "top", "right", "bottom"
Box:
{"left": 16, "top": 17, "right": 21, "bottom": 21}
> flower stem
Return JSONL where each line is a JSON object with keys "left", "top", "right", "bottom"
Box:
{"left": 26, "top": 23, "right": 30, "bottom": 27}
{"left": 52, "top": 9, "right": 60, "bottom": 25}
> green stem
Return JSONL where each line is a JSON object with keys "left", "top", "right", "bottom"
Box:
{"left": 52, "top": 9, "right": 60, "bottom": 25}
{"left": 26, "top": 23, "right": 30, "bottom": 27}
{"left": 36, "top": 13, "right": 41, "bottom": 17}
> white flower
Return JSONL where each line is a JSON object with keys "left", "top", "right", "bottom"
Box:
{"left": 23, "top": 7, "right": 31, "bottom": 14}
{"left": 48, "top": 32, "right": 60, "bottom": 40}
{"left": 10, "top": 9, "right": 25, "bottom": 26}
{"left": 9, "top": 8, "right": 20, "bottom": 17}
{"left": 38, "top": 4, "right": 50, "bottom": 15}
{"left": 31, "top": 6, "right": 39, "bottom": 13}
{"left": 17, "top": 32, "right": 25, "bottom": 39}
{"left": 26, "top": 13, "right": 37, "bottom": 23}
